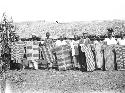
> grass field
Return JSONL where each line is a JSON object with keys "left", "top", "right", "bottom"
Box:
{"left": 4, "top": 70, "right": 125, "bottom": 93}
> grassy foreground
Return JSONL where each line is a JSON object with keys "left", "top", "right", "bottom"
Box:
{"left": 4, "top": 70, "right": 125, "bottom": 93}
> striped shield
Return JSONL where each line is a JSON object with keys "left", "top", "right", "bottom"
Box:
{"left": 26, "top": 41, "right": 40, "bottom": 68}
{"left": 11, "top": 41, "right": 26, "bottom": 63}
{"left": 115, "top": 45, "right": 125, "bottom": 70}
{"left": 40, "top": 39, "right": 55, "bottom": 67}
{"left": 53, "top": 45, "right": 72, "bottom": 71}
{"left": 26, "top": 41, "right": 40, "bottom": 61}
{"left": 104, "top": 45, "right": 115, "bottom": 71}
{"left": 80, "top": 44, "right": 95, "bottom": 71}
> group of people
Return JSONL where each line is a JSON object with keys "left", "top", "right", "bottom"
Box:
{"left": 40, "top": 31, "right": 125, "bottom": 71}
{"left": 2, "top": 30, "right": 125, "bottom": 71}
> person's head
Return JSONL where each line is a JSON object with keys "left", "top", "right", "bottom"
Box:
{"left": 74, "top": 35, "right": 79, "bottom": 40}
{"left": 108, "top": 32, "right": 113, "bottom": 38}
{"left": 122, "top": 34, "right": 125, "bottom": 39}
{"left": 107, "top": 28, "right": 114, "bottom": 38}
{"left": 46, "top": 32, "right": 50, "bottom": 38}
{"left": 62, "top": 34, "right": 67, "bottom": 40}
{"left": 16, "top": 35, "right": 20, "bottom": 41}
{"left": 96, "top": 35, "right": 101, "bottom": 41}
{"left": 93, "top": 36, "right": 96, "bottom": 40}
{"left": 120, "top": 33, "right": 124, "bottom": 39}
{"left": 60, "top": 36, "right": 63, "bottom": 41}
{"left": 82, "top": 33, "right": 88, "bottom": 39}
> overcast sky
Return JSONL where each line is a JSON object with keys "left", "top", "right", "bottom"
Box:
{"left": 0, "top": 0, "right": 125, "bottom": 23}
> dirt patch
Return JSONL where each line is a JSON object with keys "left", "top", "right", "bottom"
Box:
{"left": 5, "top": 70, "right": 125, "bottom": 93}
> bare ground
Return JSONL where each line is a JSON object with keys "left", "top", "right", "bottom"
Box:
{"left": 3, "top": 70, "right": 125, "bottom": 93}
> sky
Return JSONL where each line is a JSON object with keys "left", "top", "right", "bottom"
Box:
{"left": 0, "top": 0, "right": 125, "bottom": 23}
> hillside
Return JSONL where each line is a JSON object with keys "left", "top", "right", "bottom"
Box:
{"left": 13, "top": 20, "right": 125, "bottom": 39}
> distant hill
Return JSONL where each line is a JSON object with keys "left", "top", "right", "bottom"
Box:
{"left": 13, "top": 19, "right": 125, "bottom": 39}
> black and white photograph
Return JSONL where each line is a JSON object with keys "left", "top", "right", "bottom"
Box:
{"left": 0, "top": 0, "right": 125, "bottom": 93}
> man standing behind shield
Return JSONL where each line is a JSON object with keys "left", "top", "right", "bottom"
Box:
{"left": 42, "top": 32, "right": 55, "bottom": 69}
{"left": 70, "top": 35, "right": 80, "bottom": 70}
